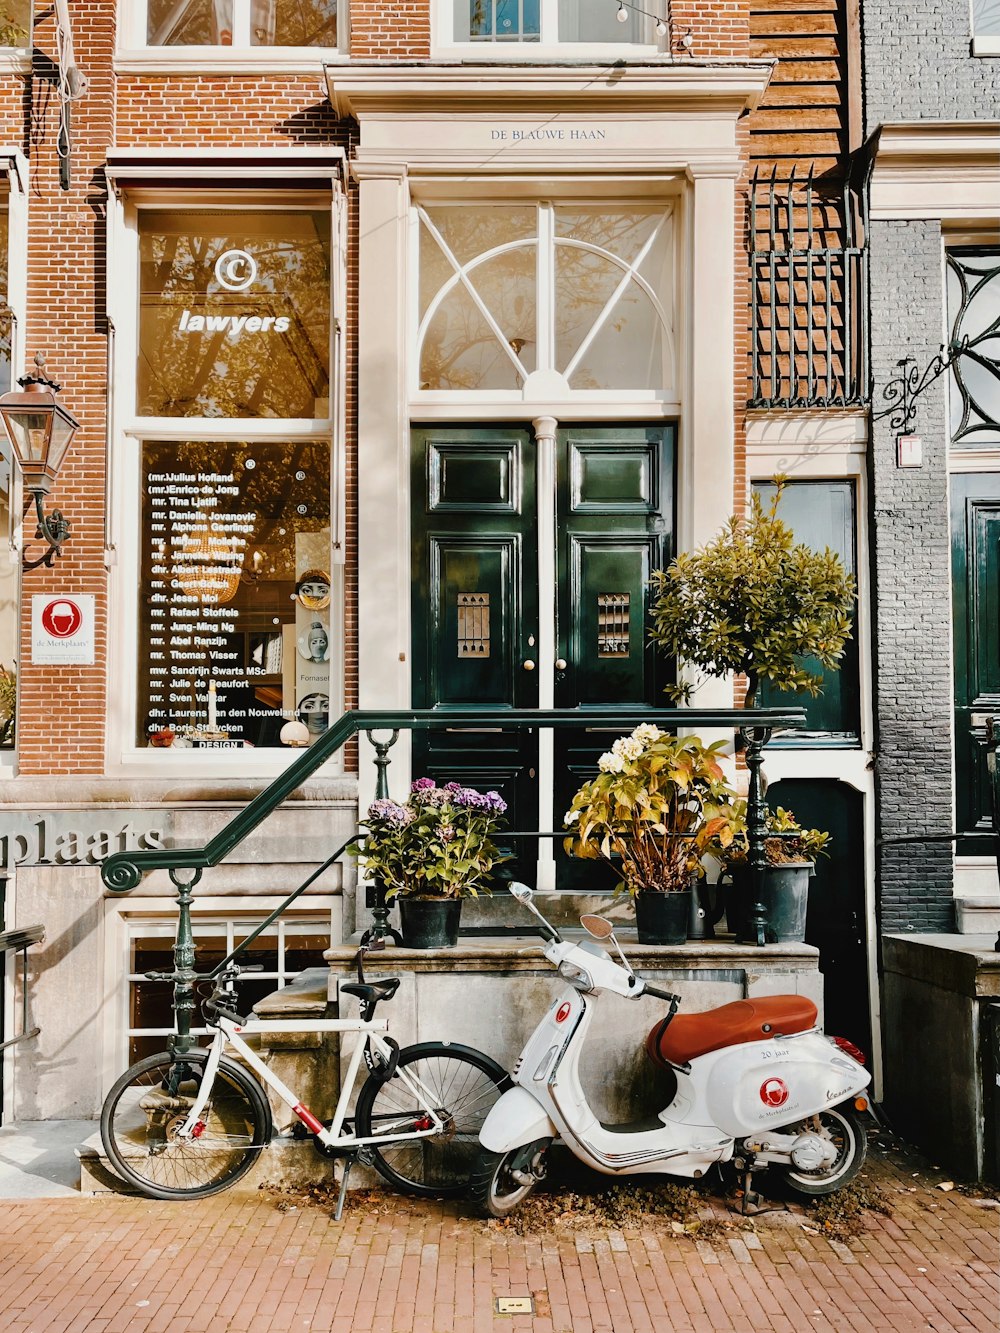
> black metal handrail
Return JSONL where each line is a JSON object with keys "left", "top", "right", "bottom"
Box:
{"left": 0, "top": 924, "right": 44, "bottom": 1054}
{"left": 100, "top": 705, "right": 805, "bottom": 1057}
{"left": 101, "top": 706, "right": 804, "bottom": 892}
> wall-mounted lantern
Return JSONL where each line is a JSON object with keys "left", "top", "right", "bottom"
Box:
{"left": 0, "top": 353, "right": 80, "bottom": 569}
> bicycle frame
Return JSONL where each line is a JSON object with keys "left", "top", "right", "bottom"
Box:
{"left": 176, "top": 1014, "right": 452, "bottom": 1151}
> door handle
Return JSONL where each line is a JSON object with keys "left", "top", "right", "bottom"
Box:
{"left": 522, "top": 659, "right": 535, "bottom": 671}
{"left": 554, "top": 658, "right": 567, "bottom": 671}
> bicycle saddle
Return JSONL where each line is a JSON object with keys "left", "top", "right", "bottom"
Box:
{"left": 340, "top": 977, "right": 401, "bottom": 1006}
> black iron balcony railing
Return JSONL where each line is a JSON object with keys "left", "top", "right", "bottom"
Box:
{"left": 101, "top": 706, "right": 806, "bottom": 1055}
{"left": 749, "top": 164, "right": 869, "bottom": 410}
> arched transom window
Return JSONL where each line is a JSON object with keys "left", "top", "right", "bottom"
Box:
{"left": 415, "top": 202, "right": 675, "bottom": 399}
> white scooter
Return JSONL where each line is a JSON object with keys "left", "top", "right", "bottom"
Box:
{"left": 473, "top": 883, "right": 871, "bottom": 1217}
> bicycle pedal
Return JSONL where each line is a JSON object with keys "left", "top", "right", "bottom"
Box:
{"left": 289, "top": 1122, "right": 312, "bottom": 1140}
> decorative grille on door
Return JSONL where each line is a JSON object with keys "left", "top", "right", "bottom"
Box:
{"left": 457, "top": 592, "right": 490, "bottom": 657}
{"left": 597, "top": 593, "right": 630, "bottom": 657}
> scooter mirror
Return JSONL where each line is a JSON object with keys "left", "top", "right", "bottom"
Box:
{"left": 581, "top": 914, "right": 614, "bottom": 940}
{"left": 508, "top": 882, "right": 534, "bottom": 904}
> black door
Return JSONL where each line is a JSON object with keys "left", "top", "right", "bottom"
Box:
{"left": 411, "top": 423, "right": 674, "bottom": 887}
{"left": 952, "top": 474, "right": 1000, "bottom": 854}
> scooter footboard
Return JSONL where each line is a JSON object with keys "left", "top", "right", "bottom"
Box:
{"left": 480, "top": 1086, "right": 558, "bottom": 1154}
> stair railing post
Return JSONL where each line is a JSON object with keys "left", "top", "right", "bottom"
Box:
{"left": 741, "top": 726, "right": 772, "bottom": 948}
{"left": 361, "top": 730, "right": 403, "bottom": 947}
{"left": 168, "top": 867, "right": 202, "bottom": 1056}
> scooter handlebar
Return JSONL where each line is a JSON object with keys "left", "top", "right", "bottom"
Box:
{"left": 642, "top": 982, "right": 682, "bottom": 1004}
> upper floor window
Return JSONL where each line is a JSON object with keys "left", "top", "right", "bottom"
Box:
{"left": 142, "top": 0, "right": 339, "bottom": 48}
{"left": 947, "top": 249, "right": 1000, "bottom": 448}
{"left": 441, "top": 0, "right": 665, "bottom": 50}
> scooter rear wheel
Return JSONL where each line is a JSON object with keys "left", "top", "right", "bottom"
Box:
{"left": 471, "top": 1140, "right": 550, "bottom": 1219}
{"left": 779, "top": 1104, "right": 866, "bottom": 1196}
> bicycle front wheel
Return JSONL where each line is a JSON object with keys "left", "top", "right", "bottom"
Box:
{"left": 101, "top": 1050, "right": 272, "bottom": 1201}
{"left": 354, "top": 1042, "right": 509, "bottom": 1198}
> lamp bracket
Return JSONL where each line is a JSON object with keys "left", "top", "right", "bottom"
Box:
{"left": 22, "top": 491, "right": 70, "bottom": 570}
{"left": 873, "top": 335, "right": 970, "bottom": 435}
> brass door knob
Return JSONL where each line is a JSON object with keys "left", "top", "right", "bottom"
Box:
{"left": 554, "top": 658, "right": 567, "bottom": 670}
{"left": 522, "top": 659, "right": 536, "bottom": 671}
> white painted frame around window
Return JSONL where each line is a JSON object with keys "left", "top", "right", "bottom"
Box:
{"left": 105, "top": 176, "right": 347, "bottom": 776}
{"left": 431, "top": 0, "right": 668, "bottom": 59}
{"left": 116, "top": 0, "right": 348, "bottom": 71}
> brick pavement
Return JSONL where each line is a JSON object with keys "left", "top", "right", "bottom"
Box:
{"left": 0, "top": 1142, "right": 997, "bottom": 1333}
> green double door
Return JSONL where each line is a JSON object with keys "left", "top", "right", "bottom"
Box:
{"left": 952, "top": 474, "right": 1000, "bottom": 851}
{"left": 411, "top": 424, "right": 674, "bottom": 888}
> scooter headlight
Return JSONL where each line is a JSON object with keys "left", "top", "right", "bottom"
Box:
{"left": 558, "top": 959, "right": 594, "bottom": 992}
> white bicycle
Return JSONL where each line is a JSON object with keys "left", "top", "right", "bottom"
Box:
{"left": 100, "top": 950, "right": 509, "bottom": 1208}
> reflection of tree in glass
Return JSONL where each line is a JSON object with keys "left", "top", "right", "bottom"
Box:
{"left": 147, "top": 0, "right": 338, "bottom": 46}
{"left": 138, "top": 211, "right": 331, "bottom": 418}
{"left": 418, "top": 205, "right": 671, "bottom": 392}
{"left": 0, "top": 0, "right": 29, "bottom": 46}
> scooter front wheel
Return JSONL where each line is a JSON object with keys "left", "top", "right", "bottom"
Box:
{"left": 471, "top": 1139, "right": 551, "bottom": 1219}
{"left": 779, "top": 1103, "right": 866, "bottom": 1197}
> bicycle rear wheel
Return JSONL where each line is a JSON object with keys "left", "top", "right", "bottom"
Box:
{"left": 354, "top": 1042, "right": 509, "bottom": 1198}
{"left": 101, "top": 1050, "right": 272, "bottom": 1200}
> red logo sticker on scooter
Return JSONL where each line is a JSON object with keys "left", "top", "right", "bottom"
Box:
{"left": 760, "top": 1077, "right": 789, "bottom": 1108}
{"left": 555, "top": 1002, "right": 571, "bottom": 1023}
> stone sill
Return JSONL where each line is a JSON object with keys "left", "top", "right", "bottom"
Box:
{"left": 324, "top": 934, "right": 819, "bottom": 977}
{"left": 0, "top": 774, "right": 358, "bottom": 809}
{"left": 883, "top": 932, "right": 1000, "bottom": 998}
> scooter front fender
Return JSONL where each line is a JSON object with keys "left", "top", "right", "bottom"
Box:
{"left": 479, "top": 1085, "right": 558, "bottom": 1154}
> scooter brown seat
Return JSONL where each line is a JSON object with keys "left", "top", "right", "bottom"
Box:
{"left": 646, "top": 995, "right": 818, "bottom": 1068}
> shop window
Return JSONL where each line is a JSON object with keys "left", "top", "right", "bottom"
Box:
{"left": 0, "top": 1, "right": 30, "bottom": 48}
{"left": 138, "top": 209, "right": 330, "bottom": 419}
{"left": 752, "top": 479, "right": 861, "bottom": 742}
{"left": 127, "top": 915, "right": 329, "bottom": 1063}
{"left": 130, "top": 204, "right": 338, "bottom": 759}
{"left": 137, "top": 438, "right": 332, "bottom": 749}
{"left": 417, "top": 202, "right": 674, "bottom": 396}
{"left": 143, "top": 0, "right": 339, "bottom": 47}
{"left": 947, "top": 249, "right": 1000, "bottom": 447}
{"left": 448, "top": 0, "right": 662, "bottom": 45}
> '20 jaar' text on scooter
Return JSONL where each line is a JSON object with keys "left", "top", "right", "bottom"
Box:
{"left": 472, "top": 883, "right": 871, "bottom": 1217}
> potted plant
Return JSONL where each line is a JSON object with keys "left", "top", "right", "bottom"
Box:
{"left": 713, "top": 803, "right": 830, "bottom": 944}
{"left": 351, "top": 779, "right": 508, "bottom": 948}
{"left": 648, "top": 478, "right": 855, "bottom": 707}
{"left": 563, "top": 725, "right": 738, "bottom": 945}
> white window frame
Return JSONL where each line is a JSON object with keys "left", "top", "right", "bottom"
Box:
{"left": 105, "top": 165, "right": 347, "bottom": 777}
{"left": 0, "top": 152, "right": 27, "bottom": 780}
{"left": 116, "top": 0, "right": 349, "bottom": 71}
{"left": 431, "top": 0, "right": 667, "bottom": 60}
{"left": 409, "top": 191, "right": 680, "bottom": 409}
{"left": 103, "top": 897, "right": 335, "bottom": 1089}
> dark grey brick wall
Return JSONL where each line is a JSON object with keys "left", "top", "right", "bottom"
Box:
{"left": 863, "top": 0, "right": 1000, "bottom": 130}
{"left": 869, "top": 219, "right": 955, "bottom": 932}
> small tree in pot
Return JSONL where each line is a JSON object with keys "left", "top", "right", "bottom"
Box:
{"left": 648, "top": 478, "right": 856, "bottom": 707}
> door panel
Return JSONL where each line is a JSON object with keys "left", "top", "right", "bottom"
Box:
{"left": 952, "top": 474, "right": 1000, "bottom": 853}
{"left": 412, "top": 428, "right": 538, "bottom": 879}
{"left": 555, "top": 425, "right": 675, "bottom": 890}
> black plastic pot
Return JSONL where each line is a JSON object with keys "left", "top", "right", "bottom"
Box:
{"left": 723, "top": 863, "right": 813, "bottom": 944}
{"left": 634, "top": 889, "right": 690, "bottom": 945}
{"left": 398, "top": 897, "right": 462, "bottom": 949}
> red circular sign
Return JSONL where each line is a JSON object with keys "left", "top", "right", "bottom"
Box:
{"left": 555, "top": 1002, "right": 571, "bottom": 1023}
{"left": 41, "top": 598, "right": 84, "bottom": 639}
{"left": 760, "top": 1077, "right": 790, "bottom": 1108}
